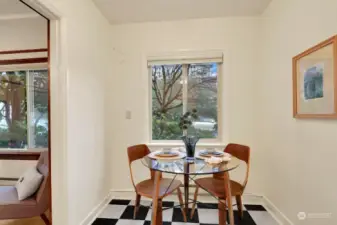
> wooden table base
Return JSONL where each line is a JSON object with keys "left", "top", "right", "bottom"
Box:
{"left": 151, "top": 170, "right": 235, "bottom": 225}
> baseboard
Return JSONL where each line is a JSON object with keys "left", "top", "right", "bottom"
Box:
{"left": 262, "top": 195, "right": 294, "bottom": 225}
{"left": 80, "top": 191, "right": 114, "bottom": 225}
{"left": 110, "top": 189, "right": 294, "bottom": 225}
{"left": 110, "top": 189, "right": 263, "bottom": 203}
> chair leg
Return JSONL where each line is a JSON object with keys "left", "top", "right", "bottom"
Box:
{"left": 133, "top": 194, "right": 141, "bottom": 219}
{"left": 157, "top": 199, "right": 163, "bottom": 224}
{"left": 190, "top": 186, "right": 199, "bottom": 219}
{"left": 177, "top": 188, "right": 187, "bottom": 222}
{"left": 40, "top": 213, "right": 50, "bottom": 225}
{"left": 218, "top": 199, "right": 227, "bottom": 225}
{"left": 236, "top": 195, "right": 244, "bottom": 219}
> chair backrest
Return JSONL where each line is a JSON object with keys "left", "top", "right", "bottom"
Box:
{"left": 35, "top": 151, "right": 50, "bottom": 213}
{"left": 225, "top": 143, "right": 250, "bottom": 165}
{"left": 127, "top": 144, "right": 151, "bottom": 164}
{"left": 127, "top": 144, "right": 152, "bottom": 189}
{"left": 213, "top": 143, "right": 250, "bottom": 190}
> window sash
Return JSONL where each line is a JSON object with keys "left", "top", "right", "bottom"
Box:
{"left": 150, "top": 63, "right": 221, "bottom": 142}
{"left": 26, "top": 70, "right": 37, "bottom": 149}
{"left": 0, "top": 68, "right": 48, "bottom": 150}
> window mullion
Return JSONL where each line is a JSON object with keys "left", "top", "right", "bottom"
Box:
{"left": 26, "top": 70, "right": 35, "bottom": 149}
{"left": 182, "top": 64, "right": 188, "bottom": 136}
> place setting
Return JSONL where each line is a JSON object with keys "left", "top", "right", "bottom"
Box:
{"left": 196, "top": 148, "right": 232, "bottom": 165}
{"left": 147, "top": 147, "right": 186, "bottom": 161}
{"left": 147, "top": 147, "right": 233, "bottom": 166}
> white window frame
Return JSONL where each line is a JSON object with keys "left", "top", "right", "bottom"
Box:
{"left": 0, "top": 66, "right": 48, "bottom": 151}
{"left": 148, "top": 51, "right": 223, "bottom": 145}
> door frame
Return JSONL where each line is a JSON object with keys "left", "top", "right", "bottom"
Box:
{"left": 21, "top": 1, "right": 68, "bottom": 224}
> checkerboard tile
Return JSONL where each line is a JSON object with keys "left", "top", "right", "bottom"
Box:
{"left": 92, "top": 198, "right": 280, "bottom": 225}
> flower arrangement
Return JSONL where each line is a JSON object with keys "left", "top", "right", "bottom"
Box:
{"left": 179, "top": 109, "right": 199, "bottom": 160}
{"left": 178, "top": 108, "right": 198, "bottom": 131}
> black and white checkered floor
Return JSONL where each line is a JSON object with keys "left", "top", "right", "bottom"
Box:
{"left": 92, "top": 199, "right": 279, "bottom": 225}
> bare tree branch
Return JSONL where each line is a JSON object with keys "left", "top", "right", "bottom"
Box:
{"left": 166, "top": 103, "right": 183, "bottom": 111}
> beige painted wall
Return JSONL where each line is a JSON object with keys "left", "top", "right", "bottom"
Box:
{"left": 108, "top": 17, "right": 265, "bottom": 194}
{"left": 258, "top": 0, "right": 337, "bottom": 224}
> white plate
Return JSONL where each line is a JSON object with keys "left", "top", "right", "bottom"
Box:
{"left": 196, "top": 151, "right": 232, "bottom": 161}
{"left": 148, "top": 150, "right": 186, "bottom": 160}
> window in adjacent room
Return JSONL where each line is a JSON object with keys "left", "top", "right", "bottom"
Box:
{"left": 0, "top": 69, "right": 48, "bottom": 149}
{"left": 150, "top": 51, "right": 222, "bottom": 142}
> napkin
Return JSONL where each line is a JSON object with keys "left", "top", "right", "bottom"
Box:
{"left": 205, "top": 155, "right": 231, "bottom": 164}
{"left": 205, "top": 156, "right": 223, "bottom": 164}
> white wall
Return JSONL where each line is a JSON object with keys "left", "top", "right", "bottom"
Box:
{"left": 258, "top": 0, "right": 337, "bottom": 224}
{"left": 0, "top": 17, "right": 47, "bottom": 51}
{"left": 108, "top": 17, "right": 265, "bottom": 194}
{"left": 41, "top": 0, "right": 112, "bottom": 225}
{"left": 0, "top": 17, "right": 47, "bottom": 180}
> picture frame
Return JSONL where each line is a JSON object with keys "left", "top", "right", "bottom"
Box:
{"left": 293, "top": 35, "right": 337, "bottom": 118}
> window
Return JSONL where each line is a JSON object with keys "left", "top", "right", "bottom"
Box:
{"left": 0, "top": 69, "right": 48, "bottom": 149}
{"left": 150, "top": 51, "right": 222, "bottom": 141}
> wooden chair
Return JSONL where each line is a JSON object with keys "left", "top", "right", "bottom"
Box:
{"left": 127, "top": 144, "right": 187, "bottom": 221}
{"left": 190, "top": 143, "right": 250, "bottom": 223}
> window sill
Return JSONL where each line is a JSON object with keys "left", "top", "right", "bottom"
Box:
{"left": 0, "top": 148, "right": 47, "bottom": 152}
{"left": 147, "top": 142, "right": 227, "bottom": 148}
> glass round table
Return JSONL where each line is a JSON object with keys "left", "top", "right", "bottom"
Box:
{"left": 141, "top": 154, "right": 240, "bottom": 225}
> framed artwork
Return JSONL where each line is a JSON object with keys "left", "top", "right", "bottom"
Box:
{"left": 293, "top": 35, "right": 337, "bottom": 118}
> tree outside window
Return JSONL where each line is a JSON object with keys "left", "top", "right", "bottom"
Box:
{"left": 152, "top": 63, "right": 218, "bottom": 140}
{"left": 0, "top": 69, "right": 48, "bottom": 149}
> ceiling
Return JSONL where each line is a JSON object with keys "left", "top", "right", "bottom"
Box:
{"left": 93, "top": 0, "right": 272, "bottom": 24}
{"left": 0, "top": 0, "right": 38, "bottom": 20}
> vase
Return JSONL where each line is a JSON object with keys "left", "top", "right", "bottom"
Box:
{"left": 181, "top": 135, "right": 199, "bottom": 162}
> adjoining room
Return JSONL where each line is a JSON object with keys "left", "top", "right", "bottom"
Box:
{"left": 0, "top": 0, "right": 50, "bottom": 225}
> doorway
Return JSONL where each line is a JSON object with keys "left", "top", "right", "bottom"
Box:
{"left": 0, "top": 0, "right": 51, "bottom": 224}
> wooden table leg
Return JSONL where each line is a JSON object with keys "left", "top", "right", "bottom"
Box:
{"left": 218, "top": 200, "right": 227, "bottom": 225}
{"left": 224, "top": 171, "right": 234, "bottom": 225}
{"left": 184, "top": 173, "right": 189, "bottom": 217}
{"left": 157, "top": 199, "right": 163, "bottom": 225}
{"left": 184, "top": 162, "right": 190, "bottom": 217}
{"left": 151, "top": 171, "right": 162, "bottom": 225}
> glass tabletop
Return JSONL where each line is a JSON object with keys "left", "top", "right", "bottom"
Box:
{"left": 141, "top": 154, "right": 240, "bottom": 175}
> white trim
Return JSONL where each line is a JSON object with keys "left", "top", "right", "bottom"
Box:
{"left": 148, "top": 53, "right": 223, "bottom": 143}
{"left": 0, "top": 52, "right": 47, "bottom": 60}
{"left": 262, "top": 195, "right": 295, "bottom": 225}
{"left": 49, "top": 17, "right": 70, "bottom": 225}
{"left": 0, "top": 64, "right": 48, "bottom": 71}
{"left": 0, "top": 13, "right": 39, "bottom": 21}
{"left": 182, "top": 64, "right": 188, "bottom": 115}
{"left": 148, "top": 66, "right": 153, "bottom": 141}
{"left": 26, "top": 70, "right": 35, "bottom": 148}
{"left": 22, "top": 1, "right": 69, "bottom": 225}
{"left": 80, "top": 191, "right": 114, "bottom": 225}
{"left": 22, "top": 0, "right": 63, "bottom": 19}
{"left": 0, "top": 148, "right": 47, "bottom": 152}
{"left": 147, "top": 50, "right": 223, "bottom": 66}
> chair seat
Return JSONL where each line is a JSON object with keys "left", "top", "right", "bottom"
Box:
{"left": 136, "top": 178, "right": 182, "bottom": 199}
{"left": 194, "top": 178, "right": 243, "bottom": 198}
{"left": 0, "top": 186, "right": 36, "bottom": 206}
{"left": 0, "top": 186, "right": 39, "bottom": 220}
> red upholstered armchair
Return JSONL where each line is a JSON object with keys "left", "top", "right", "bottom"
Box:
{"left": 0, "top": 151, "right": 50, "bottom": 224}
